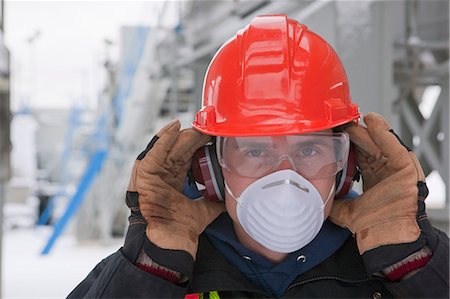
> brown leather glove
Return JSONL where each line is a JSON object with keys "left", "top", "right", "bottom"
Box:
{"left": 329, "top": 112, "right": 426, "bottom": 254}
{"left": 127, "top": 119, "right": 225, "bottom": 260}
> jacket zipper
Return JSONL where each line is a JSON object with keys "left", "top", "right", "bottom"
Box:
{"left": 287, "top": 276, "right": 372, "bottom": 290}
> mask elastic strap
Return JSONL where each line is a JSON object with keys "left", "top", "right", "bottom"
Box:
{"left": 224, "top": 181, "right": 240, "bottom": 203}
{"left": 321, "top": 181, "right": 336, "bottom": 212}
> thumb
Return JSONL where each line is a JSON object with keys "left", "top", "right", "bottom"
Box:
{"left": 193, "top": 198, "right": 226, "bottom": 231}
{"left": 329, "top": 199, "right": 354, "bottom": 232}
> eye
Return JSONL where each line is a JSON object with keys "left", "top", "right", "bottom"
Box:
{"left": 245, "top": 149, "right": 265, "bottom": 158}
{"left": 300, "top": 146, "right": 318, "bottom": 157}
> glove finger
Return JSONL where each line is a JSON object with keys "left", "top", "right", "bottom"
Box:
{"left": 329, "top": 198, "right": 354, "bottom": 232}
{"left": 136, "top": 135, "right": 159, "bottom": 161}
{"left": 143, "top": 119, "right": 182, "bottom": 166}
{"left": 165, "top": 128, "right": 210, "bottom": 170}
{"left": 139, "top": 192, "right": 186, "bottom": 224}
{"left": 136, "top": 120, "right": 182, "bottom": 188}
{"left": 138, "top": 174, "right": 180, "bottom": 209}
{"left": 138, "top": 175, "right": 202, "bottom": 225}
{"left": 136, "top": 119, "right": 180, "bottom": 160}
{"left": 365, "top": 114, "right": 426, "bottom": 182}
{"left": 345, "top": 123, "right": 387, "bottom": 172}
{"left": 357, "top": 159, "right": 376, "bottom": 187}
{"left": 192, "top": 198, "right": 226, "bottom": 232}
{"left": 345, "top": 123, "right": 382, "bottom": 159}
{"left": 363, "top": 113, "right": 407, "bottom": 160}
{"left": 130, "top": 120, "right": 180, "bottom": 192}
{"left": 139, "top": 175, "right": 225, "bottom": 232}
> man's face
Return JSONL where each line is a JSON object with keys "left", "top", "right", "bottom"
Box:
{"left": 218, "top": 129, "right": 347, "bottom": 252}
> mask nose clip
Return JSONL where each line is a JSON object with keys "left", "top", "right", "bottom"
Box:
{"left": 273, "top": 155, "right": 297, "bottom": 171}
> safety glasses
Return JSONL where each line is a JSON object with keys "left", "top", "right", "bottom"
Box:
{"left": 216, "top": 132, "right": 350, "bottom": 179}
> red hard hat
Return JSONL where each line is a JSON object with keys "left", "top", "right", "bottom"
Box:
{"left": 192, "top": 14, "right": 360, "bottom": 137}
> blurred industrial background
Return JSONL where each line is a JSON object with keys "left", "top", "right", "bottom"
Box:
{"left": 0, "top": 0, "right": 448, "bottom": 297}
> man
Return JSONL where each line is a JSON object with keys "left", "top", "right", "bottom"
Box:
{"left": 68, "top": 15, "right": 449, "bottom": 298}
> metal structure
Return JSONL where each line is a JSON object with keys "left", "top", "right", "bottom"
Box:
{"left": 0, "top": 23, "right": 8, "bottom": 185}
{"left": 73, "top": 26, "right": 172, "bottom": 244}
{"left": 394, "top": 0, "right": 449, "bottom": 231}
{"left": 0, "top": 0, "right": 9, "bottom": 294}
{"left": 0, "top": 0, "right": 9, "bottom": 182}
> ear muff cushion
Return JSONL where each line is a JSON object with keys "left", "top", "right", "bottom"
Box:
{"left": 191, "top": 142, "right": 225, "bottom": 202}
{"left": 206, "top": 143, "right": 225, "bottom": 201}
{"left": 335, "top": 143, "right": 359, "bottom": 198}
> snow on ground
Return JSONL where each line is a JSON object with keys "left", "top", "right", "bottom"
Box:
{"left": 3, "top": 226, "right": 123, "bottom": 298}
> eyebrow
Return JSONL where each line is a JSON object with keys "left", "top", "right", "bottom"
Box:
{"left": 235, "top": 141, "right": 271, "bottom": 148}
{"left": 291, "top": 140, "right": 331, "bottom": 147}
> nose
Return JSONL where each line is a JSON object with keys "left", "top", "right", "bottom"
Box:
{"left": 274, "top": 155, "right": 296, "bottom": 171}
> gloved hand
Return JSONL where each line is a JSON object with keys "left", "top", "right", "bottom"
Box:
{"left": 329, "top": 113, "right": 437, "bottom": 272}
{"left": 123, "top": 119, "right": 225, "bottom": 269}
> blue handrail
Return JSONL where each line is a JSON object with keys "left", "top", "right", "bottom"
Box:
{"left": 40, "top": 26, "right": 149, "bottom": 254}
{"left": 41, "top": 150, "right": 108, "bottom": 255}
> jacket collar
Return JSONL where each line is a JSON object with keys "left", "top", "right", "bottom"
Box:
{"left": 189, "top": 214, "right": 369, "bottom": 296}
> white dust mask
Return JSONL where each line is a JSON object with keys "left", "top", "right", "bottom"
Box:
{"left": 225, "top": 169, "right": 335, "bottom": 253}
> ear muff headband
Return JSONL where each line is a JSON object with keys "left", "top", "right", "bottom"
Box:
{"left": 335, "top": 167, "right": 346, "bottom": 195}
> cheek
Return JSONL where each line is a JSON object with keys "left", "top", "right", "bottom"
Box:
{"left": 225, "top": 193, "right": 238, "bottom": 222}
{"left": 222, "top": 170, "right": 256, "bottom": 198}
{"left": 222, "top": 170, "right": 256, "bottom": 222}
{"left": 310, "top": 177, "right": 336, "bottom": 217}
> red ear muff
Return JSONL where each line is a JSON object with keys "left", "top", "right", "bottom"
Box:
{"left": 335, "top": 142, "right": 359, "bottom": 198}
{"left": 191, "top": 142, "right": 225, "bottom": 202}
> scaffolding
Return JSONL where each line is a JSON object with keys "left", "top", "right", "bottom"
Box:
{"left": 394, "top": 0, "right": 449, "bottom": 230}
{"left": 0, "top": 0, "right": 10, "bottom": 294}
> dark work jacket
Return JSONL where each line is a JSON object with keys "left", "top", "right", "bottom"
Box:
{"left": 68, "top": 229, "right": 449, "bottom": 298}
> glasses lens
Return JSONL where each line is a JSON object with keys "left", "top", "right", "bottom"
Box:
{"left": 217, "top": 133, "right": 349, "bottom": 179}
